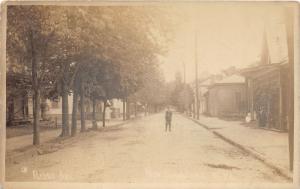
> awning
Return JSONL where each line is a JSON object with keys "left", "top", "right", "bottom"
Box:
{"left": 239, "top": 63, "right": 286, "bottom": 79}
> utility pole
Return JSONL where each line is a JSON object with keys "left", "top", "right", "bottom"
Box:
{"left": 195, "top": 30, "right": 200, "bottom": 120}
{"left": 183, "top": 61, "right": 186, "bottom": 84}
{"left": 285, "top": 7, "right": 294, "bottom": 171}
{"left": 182, "top": 61, "right": 189, "bottom": 115}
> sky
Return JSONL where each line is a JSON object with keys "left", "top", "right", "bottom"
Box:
{"left": 159, "top": 3, "right": 291, "bottom": 82}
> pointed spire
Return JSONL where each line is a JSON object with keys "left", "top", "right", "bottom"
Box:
{"left": 260, "top": 27, "right": 270, "bottom": 65}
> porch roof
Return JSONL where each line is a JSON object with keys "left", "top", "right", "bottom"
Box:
{"left": 6, "top": 72, "right": 31, "bottom": 87}
{"left": 214, "top": 74, "right": 245, "bottom": 84}
{"left": 239, "top": 63, "right": 288, "bottom": 79}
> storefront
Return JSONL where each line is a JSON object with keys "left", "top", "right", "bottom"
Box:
{"left": 241, "top": 63, "right": 291, "bottom": 131}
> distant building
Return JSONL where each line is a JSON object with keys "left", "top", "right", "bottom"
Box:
{"left": 197, "top": 77, "right": 212, "bottom": 115}
{"left": 6, "top": 70, "right": 122, "bottom": 126}
{"left": 110, "top": 99, "right": 123, "bottom": 118}
{"left": 6, "top": 72, "right": 31, "bottom": 126}
{"left": 42, "top": 96, "right": 122, "bottom": 121}
{"left": 205, "top": 75, "right": 247, "bottom": 118}
{"left": 192, "top": 75, "right": 223, "bottom": 115}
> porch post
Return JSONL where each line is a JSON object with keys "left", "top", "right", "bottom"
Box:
{"left": 279, "top": 69, "right": 283, "bottom": 130}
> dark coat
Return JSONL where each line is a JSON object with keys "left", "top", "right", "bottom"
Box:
{"left": 165, "top": 110, "right": 172, "bottom": 122}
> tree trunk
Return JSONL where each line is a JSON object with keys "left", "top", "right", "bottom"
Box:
{"left": 134, "top": 102, "right": 137, "bottom": 117}
{"left": 7, "top": 98, "right": 14, "bottom": 126}
{"left": 22, "top": 95, "right": 26, "bottom": 119}
{"left": 122, "top": 98, "right": 126, "bottom": 121}
{"left": 192, "top": 102, "right": 196, "bottom": 119}
{"left": 126, "top": 98, "right": 130, "bottom": 120}
{"left": 99, "top": 101, "right": 103, "bottom": 118}
{"left": 31, "top": 31, "right": 40, "bottom": 145}
{"left": 61, "top": 82, "right": 70, "bottom": 137}
{"left": 40, "top": 98, "right": 47, "bottom": 120}
{"left": 25, "top": 95, "right": 29, "bottom": 119}
{"left": 71, "top": 91, "right": 78, "bottom": 137}
{"left": 33, "top": 89, "right": 40, "bottom": 145}
{"left": 92, "top": 97, "right": 98, "bottom": 130}
{"left": 102, "top": 100, "right": 107, "bottom": 127}
{"left": 80, "top": 81, "right": 86, "bottom": 132}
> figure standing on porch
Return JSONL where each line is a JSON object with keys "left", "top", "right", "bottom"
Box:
{"left": 165, "top": 107, "right": 173, "bottom": 132}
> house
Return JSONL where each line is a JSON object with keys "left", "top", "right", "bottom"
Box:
{"left": 191, "top": 74, "right": 222, "bottom": 115}
{"left": 6, "top": 72, "right": 31, "bottom": 125}
{"left": 6, "top": 71, "right": 107, "bottom": 126}
{"left": 205, "top": 74, "right": 247, "bottom": 118}
{"left": 240, "top": 63, "right": 290, "bottom": 131}
{"left": 6, "top": 67, "right": 122, "bottom": 126}
{"left": 197, "top": 76, "right": 215, "bottom": 114}
{"left": 43, "top": 95, "right": 121, "bottom": 121}
{"left": 43, "top": 95, "right": 75, "bottom": 120}
{"left": 239, "top": 30, "right": 292, "bottom": 131}
{"left": 110, "top": 99, "right": 123, "bottom": 118}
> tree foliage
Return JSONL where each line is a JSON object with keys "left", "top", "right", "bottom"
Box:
{"left": 7, "top": 5, "right": 177, "bottom": 142}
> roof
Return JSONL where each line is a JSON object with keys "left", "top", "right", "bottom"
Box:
{"left": 214, "top": 74, "right": 245, "bottom": 84}
{"left": 207, "top": 74, "right": 245, "bottom": 90}
{"left": 239, "top": 62, "right": 287, "bottom": 79}
{"left": 199, "top": 78, "right": 214, "bottom": 86}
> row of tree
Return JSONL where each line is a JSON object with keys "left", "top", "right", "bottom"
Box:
{"left": 7, "top": 6, "right": 177, "bottom": 145}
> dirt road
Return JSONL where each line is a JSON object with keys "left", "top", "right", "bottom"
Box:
{"left": 6, "top": 112, "right": 289, "bottom": 183}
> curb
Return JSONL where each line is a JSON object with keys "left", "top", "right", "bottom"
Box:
{"left": 185, "top": 115, "right": 292, "bottom": 181}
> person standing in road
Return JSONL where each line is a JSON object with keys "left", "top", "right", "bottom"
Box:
{"left": 165, "top": 107, "right": 173, "bottom": 132}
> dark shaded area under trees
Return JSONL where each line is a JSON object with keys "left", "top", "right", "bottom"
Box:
{"left": 7, "top": 5, "right": 182, "bottom": 145}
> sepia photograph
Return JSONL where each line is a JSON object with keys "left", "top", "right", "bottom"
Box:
{"left": 0, "top": 1, "right": 299, "bottom": 188}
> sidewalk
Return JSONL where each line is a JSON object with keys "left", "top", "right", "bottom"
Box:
{"left": 189, "top": 115, "right": 291, "bottom": 179}
{"left": 6, "top": 119, "right": 125, "bottom": 153}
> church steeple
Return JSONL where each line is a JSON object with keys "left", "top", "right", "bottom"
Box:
{"left": 260, "top": 28, "right": 270, "bottom": 65}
